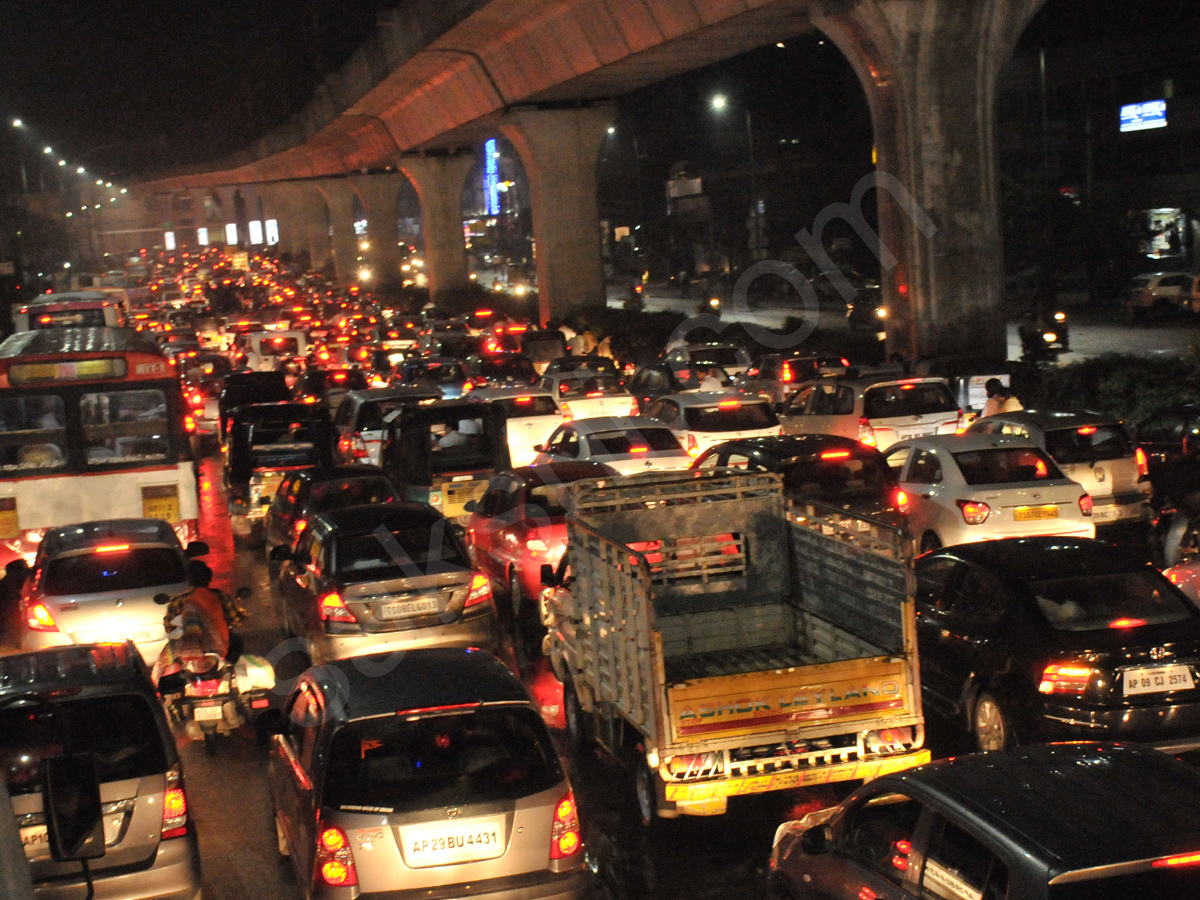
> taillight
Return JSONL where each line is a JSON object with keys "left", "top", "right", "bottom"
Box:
{"left": 292, "top": 518, "right": 307, "bottom": 536}
{"left": 316, "top": 824, "right": 358, "bottom": 887}
{"left": 1038, "top": 664, "right": 1096, "bottom": 695}
{"left": 559, "top": 401, "right": 572, "bottom": 421}
{"left": 955, "top": 409, "right": 966, "bottom": 434}
{"left": 686, "top": 433, "right": 699, "bottom": 457}
{"left": 895, "top": 488, "right": 910, "bottom": 514}
{"left": 629, "top": 397, "right": 639, "bottom": 416}
{"left": 1079, "top": 494, "right": 1093, "bottom": 516}
{"left": 184, "top": 414, "right": 197, "bottom": 433}
{"left": 318, "top": 592, "right": 356, "bottom": 623}
{"left": 24, "top": 600, "right": 58, "bottom": 632}
{"left": 462, "top": 381, "right": 474, "bottom": 394}
{"left": 550, "top": 790, "right": 582, "bottom": 859}
{"left": 1135, "top": 446, "right": 1149, "bottom": 478}
{"left": 780, "top": 361, "right": 794, "bottom": 383}
{"left": 161, "top": 763, "right": 189, "bottom": 839}
{"left": 957, "top": 499, "right": 990, "bottom": 525}
{"left": 858, "top": 417, "right": 877, "bottom": 448}
{"left": 352, "top": 436, "right": 368, "bottom": 459}
{"left": 465, "top": 573, "right": 492, "bottom": 608}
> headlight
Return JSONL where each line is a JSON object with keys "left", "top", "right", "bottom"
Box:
{"left": 875, "top": 306, "right": 888, "bottom": 318}
{"left": 1054, "top": 311, "right": 1066, "bottom": 322}
{"left": 1042, "top": 331, "right": 1057, "bottom": 343}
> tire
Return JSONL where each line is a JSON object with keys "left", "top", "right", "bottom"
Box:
{"left": 275, "top": 814, "right": 290, "bottom": 857}
{"left": 634, "top": 758, "right": 657, "bottom": 828}
{"left": 972, "top": 692, "right": 1010, "bottom": 752}
{"left": 564, "top": 678, "right": 593, "bottom": 753}
{"left": 919, "top": 532, "right": 942, "bottom": 555}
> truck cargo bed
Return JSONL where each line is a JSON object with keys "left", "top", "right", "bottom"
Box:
{"left": 664, "top": 644, "right": 818, "bottom": 682}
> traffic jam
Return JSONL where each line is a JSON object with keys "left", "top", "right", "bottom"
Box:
{"left": 6, "top": 248, "right": 1200, "bottom": 900}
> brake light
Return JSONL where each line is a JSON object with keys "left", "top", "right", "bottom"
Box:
{"left": 780, "top": 361, "right": 793, "bottom": 383}
{"left": 550, "top": 790, "right": 582, "bottom": 859}
{"left": 895, "top": 489, "right": 910, "bottom": 513}
{"left": 1135, "top": 446, "right": 1149, "bottom": 478}
{"left": 293, "top": 519, "right": 307, "bottom": 535}
{"left": 1077, "top": 426, "right": 1097, "bottom": 435}
{"left": 96, "top": 544, "right": 131, "bottom": 553}
{"left": 858, "top": 417, "right": 877, "bottom": 448}
{"left": 1109, "top": 618, "right": 1146, "bottom": 629}
{"left": 465, "top": 573, "right": 492, "bottom": 608}
{"left": 184, "top": 414, "right": 197, "bottom": 433}
{"left": 23, "top": 599, "right": 57, "bottom": 633}
{"left": 820, "top": 449, "right": 851, "bottom": 460}
{"left": 1154, "top": 851, "right": 1200, "bottom": 868}
{"left": 318, "top": 592, "right": 356, "bottom": 623}
{"left": 161, "top": 763, "right": 189, "bottom": 839}
{"left": 718, "top": 399, "right": 740, "bottom": 408}
{"left": 514, "top": 396, "right": 533, "bottom": 404}
{"left": 957, "top": 499, "right": 990, "bottom": 525}
{"left": 1038, "top": 664, "right": 1096, "bottom": 695}
{"left": 462, "top": 381, "right": 474, "bottom": 394}
{"left": 1079, "top": 494, "right": 1093, "bottom": 516}
{"left": 686, "top": 433, "right": 699, "bottom": 457}
{"left": 631, "top": 445, "right": 650, "bottom": 454}
{"left": 560, "top": 402, "right": 573, "bottom": 422}
{"left": 316, "top": 825, "right": 358, "bottom": 887}
{"left": 586, "top": 390, "right": 604, "bottom": 398}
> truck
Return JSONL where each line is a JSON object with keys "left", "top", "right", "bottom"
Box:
{"left": 540, "top": 469, "right": 929, "bottom": 821}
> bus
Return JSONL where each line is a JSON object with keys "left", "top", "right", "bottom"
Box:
{"left": 0, "top": 327, "right": 199, "bottom": 565}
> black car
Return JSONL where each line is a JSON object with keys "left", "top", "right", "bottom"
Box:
{"left": 1135, "top": 403, "right": 1200, "bottom": 506}
{"left": 463, "top": 352, "right": 538, "bottom": 387}
{"left": 626, "top": 361, "right": 702, "bottom": 409}
{"left": 771, "top": 742, "right": 1200, "bottom": 900}
{"left": 693, "top": 435, "right": 904, "bottom": 524}
{"left": 915, "top": 536, "right": 1200, "bottom": 751}
{"left": 218, "top": 370, "right": 291, "bottom": 438}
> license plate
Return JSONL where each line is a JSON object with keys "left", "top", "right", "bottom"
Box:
{"left": 20, "top": 825, "right": 48, "bottom": 854}
{"left": 380, "top": 597, "right": 440, "bottom": 620}
{"left": 1091, "top": 505, "right": 1121, "bottom": 522}
{"left": 1014, "top": 504, "right": 1059, "bottom": 522}
{"left": 1124, "top": 665, "right": 1195, "bottom": 696}
{"left": 193, "top": 704, "right": 224, "bottom": 722}
{"left": 400, "top": 818, "right": 505, "bottom": 868}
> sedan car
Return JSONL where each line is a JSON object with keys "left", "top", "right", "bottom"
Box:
{"left": 732, "top": 353, "right": 848, "bottom": 408}
{"left": 643, "top": 391, "right": 781, "bottom": 458}
{"left": 883, "top": 433, "right": 1095, "bottom": 553}
{"left": 267, "top": 648, "right": 586, "bottom": 900}
{"left": 770, "top": 743, "right": 1200, "bottom": 900}
{"left": 915, "top": 537, "right": 1200, "bottom": 751}
{"left": 274, "top": 502, "right": 496, "bottom": 661}
{"left": 532, "top": 417, "right": 693, "bottom": 475}
{"left": 537, "top": 370, "right": 637, "bottom": 420}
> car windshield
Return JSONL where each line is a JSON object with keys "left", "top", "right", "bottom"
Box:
{"left": 323, "top": 707, "right": 562, "bottom": 813}
{"left": 310, "top": 477, "right": 397, "bottom": 512}
{"left": 952, "top": 447, "right": 1063, "bottom": 484}
{"left": 1050, "top": 869, "right": 1200, "bottom": 898}
{"left": 43, "top": 547, "right": 186, "bottom": 595}
{"left": 683, "top": 402, "right": 777, "bottom": 432}
{"left": 863, "top": 382, "right": 957, "bottom": 419}
{"left": 496, "top": 396, "right": 559, "bottom": 417}
{"left": 1045, "top": 424, "right": 1133, "bottom": 464}
{"left": 590, "top": 428, "right": 680, "bottom": 455}
{"left": 689, "top": 347, "right": 742, "bottom": 368}
{"left": 1031, "top": 570, "right": 1195, "bottom": 631}
{"left": 0, "top": 695, "right": 168, "bottom": 796}
{"left": 333, "top": 525, "right": 469, "bottom": 578}
{"left": 557, "top": 374, "right": 625, "bottom": 398}
{"left": 782, "top": 451, "right": 893, "bottom": 503}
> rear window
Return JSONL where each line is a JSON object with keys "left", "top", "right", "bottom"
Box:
{"left": 0, "top": 695, "right": 168, "bottom": 796}
{"left": 1045, "top": 424, "right": 1133, "bottom": 464}
{"left": 782, "top": 451, "right": 894, "bottom": 503}
{"left": 428, "top": 416, "right": 495, "bottom": 474}
{"left": 333, "top": 524, "right": 468, "bottom": 578}
{"left": 863, "top": 382, "right": 957, "bottom": 419}
{"left": 260, "top": 337, "right": 300, "bottom": 357}
{"left": 323, "top": 707, "right": 562, "bottom": 813}
{"left": 952, "top": 447, "right": 1063, "bottom": 484}
{"left": 689, "top": 347, "right": 743, "bottom": 368}
{"left": 32, "top": 308, "right": 109, "bottom": 329}
{"left": 248, "top": 421, "right": 323, "bottom": 468}
{"left": 557, "top": 374, "right": 625, "bottom": 398}
{"left": 408, "top": 362, "right": 465, "bottom": 386}
{"left": 591, "top": 428, "right": 681, "bottom": 455}
{"left": 310, "top": 477, "right": 397, "bottom": 513}
{"left": 496, "top": 396, "right": 559, "bottom": 417}
{"left": 478, "top": 357, "right": 536, "bottom": 382}
{"left": 43, "top": 547, "right": 186, "bottom": 595}
{"left": 683, "top": 402, "right": 777, "bottom": 432}
{"left": 1031, "top": 570, "right": 1195, "bottom": 632}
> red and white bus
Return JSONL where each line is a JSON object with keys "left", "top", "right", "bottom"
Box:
{"left": 0, "top": 327, "right": 199, "bottom": 565}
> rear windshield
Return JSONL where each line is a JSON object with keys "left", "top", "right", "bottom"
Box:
{"left": 684, "top": 402, "right": 778, "bottom": 432}
{"left": 249, "top": 421, "right": 324, "bottom": 468}
{"left": 557, "top": 374, "right": 625, "bottom": 398}
{"left": 495, "top": 396, "right": 559, "bottom": 417}
{"left": 310, "top": 477, "right": 397, "bottom": 513}
{"left": 333, "top": 525, "right": 469, "bottom": 578}
{"left": 407, "top": 362, "right": 465, "bottom": 386}
{"left": 782, "top": 451, "right": 894, "bottom": 503}
{"left": 323, "top": 707, "right": 562, "bottom": 813}
{"left": 591, "top": 428, "right": 681, "bottom": 455}
{"left": 1051, "top": 870, "right": 1200, "bottom": 898}
{"left": 0, "top": 695, "right": 168, "bottom": 796}
{"left": 43, "top": 547, "right": 186, "bottom": 595}
{"left": 863, "top": 382, "right": 957, "bottom": 419}
{"left": 689, "top": 347, "right": 742, "bottom": 368}
{"left": 32, "top": 308, "right": 108, "bottom": 329}
{"left": 1031, "top": 570, "right": 1195, "bottom": 631}
{"left": 260, "top": 337, "right": 300, "bottom": 357}
{"left": 1045, "top": 424, "right": 1133, "bottom": 464}
{"left": 953, "top": 447, "right": 1063, "bottom": 485}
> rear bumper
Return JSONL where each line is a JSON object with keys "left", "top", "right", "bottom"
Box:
{"left": 33, "top": 832, "right": 201, "bottom": 900}
{"left": 317, "top": 616, "right": 498, "bottom": 662}
{"left": 1040, "top": 701, "right": 1200, "bottom": 750}
{"left": 335, "top": 868, "right": 587, "bottom": 900}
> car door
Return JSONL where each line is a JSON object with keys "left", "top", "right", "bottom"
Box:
{"left": 778, "top": 386, "right": 815, "bottom": 434}
{"left": 913, "top": 555, "right": 965, "bottom": 717}
{"left": 272, "top": 679, "right": 324, "bottom": 893}
{"left": 919, "top": 814, "right": 1011, "bottom": 900}
{"left": 897, "top": 448, "right": 947, "bottom": 545}
{"left": 831, "top": 790, "right": 929, "bottom": 900}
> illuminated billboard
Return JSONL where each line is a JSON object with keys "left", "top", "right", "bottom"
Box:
{"left": 484, "top": 138, "right": 500, "bottom": 216}
{"left": 1120, "top": 100, "right": 1167, "bottom": 133}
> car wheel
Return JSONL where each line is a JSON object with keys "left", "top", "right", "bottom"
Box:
{"left": 972, "top": 692, "right": 1010, "bottom": 752}
{"left": 919, "top": 532, "right": 942, "bottom": 554}
{"left": 564, "top": 677, "right": 593, "bottom": 753}
{"left": 634, "top": 758, "right": 658, "bottom": 828}
{"left": 275, "top": 814, "right": 290, "bottom": 858}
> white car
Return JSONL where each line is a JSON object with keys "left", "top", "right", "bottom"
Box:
{"left": 883, "top": 433, "right": 1095, "bottom": 553}
{"left": 1127, "top": 271, "right": 1189, "bottom": 314}
{"left": 467, "top": 387, "right": 564, "bottom": 467}
{"left": 538, "top": 370, "right": 637, "bottom": 420}
{"left": 532, "top": 416, "right": 693, "bottom": 475}
{"left": 642, "top": 391, "right": 781, "bottom": 458}
{"left": 333, "top": 386, "right": 442, "bottom": 466}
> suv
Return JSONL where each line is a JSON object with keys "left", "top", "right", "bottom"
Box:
{"left": 1127, "top": 271, "right": 1189, "bottom": 315}
{"left": 2, "top": 644, "right": 201, "bottom": 899}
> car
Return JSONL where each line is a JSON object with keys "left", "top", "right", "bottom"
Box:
{"left": 218, "top": 370, "right": 291, "bottom": 438}
{"left": 417, "top": 331, "right": 483, "bottom": 358}
{"left": 19, "top": 518, "right": 208, "bottom": 665}
{"left": 913, "top": 536, "right": 1200, "bottom": 750}
{"left": 1127, "top": 270, "right": 1189, "bottom": 315}
{"left": 732, "top": 353, "right": 848, "bottom": 408}
{"left": 625, "top": 360, "right": 705, "bottom": 409}
{"left": 541, "top": 355, "right": 622, "bottom": 379}
{"left": 537, "top": 370, "right": 637, "bottom": 420}
{"left": 266, "top": 648, "right": 586, "bottom": 900}
{"left": 642, "top": 391, "right": 781, "bottom": 458}
{"left": 332, "top": 386, "right": 442, "bottom": 466}
{"left": 466, "top": 387, "right": 564, "bottom": 467}
{"left": 1133, "top": 403, "right": 1200, "bottom": 507}
{"left": 692, "top": 434, "right": 905, "bottom": 523}
{"left": 2, "top": 644, "right": 203, "bottom": 900}
{"left": 968, "top": 410, "right": 1153, "bottom": 545}
{"left": 274, "top": 502, "right": 497, "bottom": 661}
{"left": 463, "top": 352, "right": 538, "bottom": 388}
{"left": 532, "top": 416, "right": 693, "bottom": 475}
{"left": 391, "top": 356, "right": 474, "bottom": 399}
{"left": 665, "top": 341, "right": 753, "bottom": 376}
{"left": 845, "top": 291, "right": 888, "bottom": 330}
{"left": 780, "top": 373, "right": 963, "bottom": 451}
{"left": 769, "top": 742, "right": 1200, "bottom": 900}
{"left": 883, "top": 433, "right": 1095, "bottom": 553}
{"left": 292, "top": 366, "right": 370, "bottom": 410}
{"left": 183, "top": 375, "right": 224, "bottom": 446}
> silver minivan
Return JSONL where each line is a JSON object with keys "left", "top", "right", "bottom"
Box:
{"left": 267, "top": 648, "right": 587, "bottom": 900}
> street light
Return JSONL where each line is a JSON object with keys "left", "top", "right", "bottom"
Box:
{"left": 710, "top": 93, "right": 763, "bottom": 260}
{"left": 11, "top": 119, "right": 22, "bottom": 128}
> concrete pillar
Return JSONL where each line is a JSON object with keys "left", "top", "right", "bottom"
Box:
{"left": 286, "top": 183, "right": 332, "bottom": 272}
{"left": 355, "top": 175, "right": 405, "bottom": 285}
{"left": 400, "top": 154, "right": 477, "bottom": 305}
{"left": 500, "top": 106, "right": 614, "bottom": 325}
{"left": 812, "top": 0, "right": 1043, "bottom": 361}
{"left": 255, "top": 184, "right": 290, "bottom": 254}
{"left": 323, "top": 180, "right": 362, "bottom": 282}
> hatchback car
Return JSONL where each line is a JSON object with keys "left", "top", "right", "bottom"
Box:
{"left": 643, "top": 391, "right": 781, "bottom": 458}
{"left": 732, "top": 353, "right": 848, "bottom": 408}
{"left": 274, "top": 502, "right": 496, "bottom": 661}
{"left": 19, "top": 518, "right": 207, "bottom": 665}
{"left": 770, "top": 742, "right": 1200, "bottom": 900}
{"left": 665, "top": 341, "right": 753, "bottom": 376}
{"left": 780, "top": 374, "right": 963, "bottom": 451}
{"left": 466, "top": 387, "right": 564, "bottom": 467}
{"left": 267, "top": 648, "right": 586, "bottom": 900}
{"left": 532, "top": 416, "right": 693, "bottom": 475}
{"left": 537, "top": 370, "right": 637, "bottom": 420}
{"left": 883, "top": 433, "right": 1095, "bottom": 552}
{"left": 332, "top": 385, "right": 443, "bottom": 466}
{"left": 915, "top": 537, "right": 1200, "bottom": 750}
{"left": 2, "top": 644, "right": 202, "bottom": 900}
{"left": 1127, "top": 270, "right": 1189, "bottom": 315}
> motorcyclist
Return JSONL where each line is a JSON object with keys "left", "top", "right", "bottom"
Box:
{"left": 154, "top": 560, "right": 248, "bottom": 692}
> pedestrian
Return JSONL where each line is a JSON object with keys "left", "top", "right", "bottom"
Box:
{"left": 0, "top": 559, "right": 29, "bottom": 647}
{"left": 981, "top": 378, "right": 1023, "bottom": 417}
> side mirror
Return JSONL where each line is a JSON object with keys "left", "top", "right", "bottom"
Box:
{"left": 153, "top": 592, "right": 171, "bottom": 606}
{"left": 269, "top": 545, "right": 293, "bottom": 562}
{"left": 184, "top": 540, "right": 210, "bottom": 558}
{"left": 463, "top": 499, "right": 477, "bottom": 513}
{"left": 44, "top": 754, "right": 105, "bottom": 862}
{"left": 800, "top": 824, "right": 833, "bottom": 856}
{"left": 540, "top": 563, "right": 558, "bottom": 588}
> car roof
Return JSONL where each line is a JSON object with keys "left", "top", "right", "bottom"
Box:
{"left": 707, "top": 434, "right": 868, "bottom": 459}
{"left": 929, "top": 536, "right": 1148, "bottom": 580}
{"left": 0, "top": 643, "right": 155, "bottom": 698}
{"left": 310, "top": 648, "right": 529, "bottom": 721}
{"left": 466, "top": 386, "right": 554, "bottom": 400}
{"left": 890, "top": 433, "right": 1037, "bottom": 453}
{"left": 661, "top": 391, "right": 768, "bottom": 407}
{"left": 343, "top": 386, "right": 441, "bottom": 403}
{"left": 41, "top": 518, "right": 182, "bottom": 556}
{"left": 231, "top": 402, "right": 326, "bottom": 421}
{"left": 570, "top": 416, "right": 671, "bottom": 435}
{"left": 888, "top": 743, "right": 1200, "bottom": 873}
{"left": 502, "top": 461, "right": 616, "bottom": 485}
{"left": 981, "top": 409, "right": 1121, "bottom": 430}
{"left": 313, "top": 501, "right": 445, "bottom": 533}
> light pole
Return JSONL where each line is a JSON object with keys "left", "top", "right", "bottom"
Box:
{"left": 711, "top": 93, "right": 765, "bottom": 263}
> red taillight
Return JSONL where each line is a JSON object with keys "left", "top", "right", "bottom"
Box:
{"left": 1109, "top": 618, "right": 1146, "bottom": 629}
{"left": 895, "top": 489, "right": 910, "bottom": 514}
{"left": 1038, "top": 664, "right": 1096, "bottom": 695}
{"left": 858, "top": 417, "right": 877, "bottom": 448}
{"left": 24, "top": 600, "right": 58, "bottom": 633}
{"left": 780, "top": 361, "right": 794, "bottom": 383}
{"left": 293, "top": 518, "right": 307, "bottom": 535}
{"left": 1079, "top": 494, "right": 1093, "bottom": 516}
{"left": 184, "top": 414, "right": 197, "bottom": 433}
{"left": 462, "top": 381, "right": 474, "bottom": 394}
{"left": 550, "top": 790, "right": 582, "bottom": 859}
{"left": 686, "top": 433, "right": 699, "bottom": 457}
{"left": 1154, "top": 851, "right": 1200, "bottom": 868}
{"left": 957, "top": 499, "right": 990, "bottom": 525}
{"left": 161, "top": 764, "right": 188, "bottom": 839}
{"left": 465, "top": 573, "right": 492, "bottom": 608}
{"left": 317, "top": 825, "right": 358, "bottom": 887}
{"left": 1135, "top": 446, "right": 1149, "bottom": 478}
{"left": 717, "top": 399, "right": 740, "bottom": 408}
{"left": 820, "top": 449, "right": 851, "bottom": 460}
{"left": 955, "top": 409, "right": 966, "bottom": 434}
{"left": 628, "top": 398, "right": 639, "bottom": 416}
{"left": 560, "top": 401, "right": 573, "bottom": 422}
{"left": 318, "top": 592, "right": 356, "bottom": 623}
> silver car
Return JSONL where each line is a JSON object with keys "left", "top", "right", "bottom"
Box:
{"left": 267, "top": 648, "right": 587, "bottom": 900}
